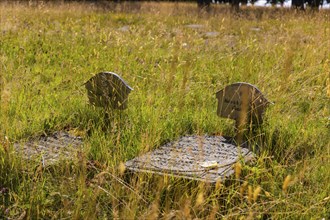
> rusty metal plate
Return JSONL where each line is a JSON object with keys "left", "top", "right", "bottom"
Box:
{"left": 14, "top": 131, "right": 83, "bottom": 166}
{"left": 125, "top": 135, "right": 253, "bottom": 183}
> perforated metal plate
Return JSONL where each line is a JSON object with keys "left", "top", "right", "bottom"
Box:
{"left": 125, "top": 135, "right": 253, "bottom": 183}
{"left": 14, "top": 131, "right": 83, "bottom": 166}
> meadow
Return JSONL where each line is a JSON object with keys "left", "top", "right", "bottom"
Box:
{"left": 0, "top": 2, "right": 329, "bottom": 219}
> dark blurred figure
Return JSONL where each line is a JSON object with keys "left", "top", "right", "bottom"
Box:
{"left": 292, "top": 0, "right": 305, "bottom": 9}
{"left": 197, "top": 0, "right": 212, "bottom": 12}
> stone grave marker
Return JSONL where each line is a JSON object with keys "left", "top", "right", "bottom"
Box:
{"left": 125, "top": 82, "right": 271, "bottom": 182}
{"left": 85, "top": 72, "right": 133, "bottom": 110}
{"left": 216, "top": 82, "right": 272, "bottom": 144}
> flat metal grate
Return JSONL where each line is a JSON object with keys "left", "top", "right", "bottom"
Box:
{"left": 125, "top": 135, "right": 253, "bottom": 183}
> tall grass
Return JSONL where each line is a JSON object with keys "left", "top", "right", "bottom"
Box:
{"left": 1, "top": 2, "right": 329, "bottom": 219}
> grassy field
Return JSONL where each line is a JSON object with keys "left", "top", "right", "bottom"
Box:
{"left": 1, "top": 2, "right": 329, "bottom": 219}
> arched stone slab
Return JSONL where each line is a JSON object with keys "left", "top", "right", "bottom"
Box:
{"left": 85, "top": 72, "right": 133, "bottom": 110}
{"left": 216, "top": 82, "right": 271, "bottom": 124}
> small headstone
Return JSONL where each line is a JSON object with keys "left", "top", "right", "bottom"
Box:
{"left": 216, "top": 82, "right": 271, "bottom": 144}
{"left": 85, "top": 72, "right": 133, "bottom": 110}
{"left": 216, "top": 82, "right": 271, "bottom": 124}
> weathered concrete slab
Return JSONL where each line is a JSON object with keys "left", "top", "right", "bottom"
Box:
{"left": 250, "top": 27, "right": 261, "bottom": 32}
{"left": 14, "top": 131, "right": 83, "bottom": 166}
{"left": 125, "top": 135, "right": 253, "bottom": 183}
{"left": 204, "top": 31, "right": 219, "bottom": 38}
{"left": 118, "top": 25, "right": 130, "bottom": 32}
{"left": 85, "top": 72, "right": 133, "bottom": 110}
{"left": 185, "top": 24, "right": 205, "bottom": 29}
